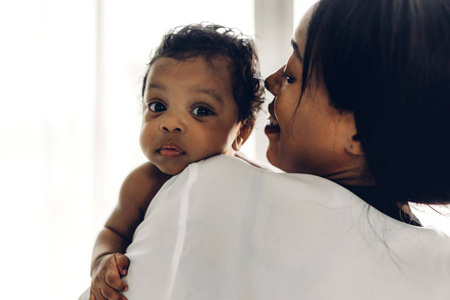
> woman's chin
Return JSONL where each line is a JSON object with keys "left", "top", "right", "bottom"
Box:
{"left": 266, "top": 145, "right": 282, "bottom": 170}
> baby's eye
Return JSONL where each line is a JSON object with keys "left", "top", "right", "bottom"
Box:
{"left": 148, "top": 102, "right": 166, "bottom": 112}
{"left": 192, "top": 106, "right": 213, "bottom": 117}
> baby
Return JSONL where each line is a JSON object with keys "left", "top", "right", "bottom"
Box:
{"left": 86, "top": 23, "right": 264, "bottom": 300}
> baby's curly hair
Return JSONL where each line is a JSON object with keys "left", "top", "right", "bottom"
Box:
{"left": 142, "top": 23, "right": 264, "bottom": 124}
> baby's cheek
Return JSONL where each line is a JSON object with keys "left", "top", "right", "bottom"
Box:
{"left": 139, "top": 142, "right": 153, "bottom": 162}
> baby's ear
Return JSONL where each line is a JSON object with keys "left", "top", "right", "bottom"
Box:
{"left": 232, "top": 117, "right": 254, "bottom": 151}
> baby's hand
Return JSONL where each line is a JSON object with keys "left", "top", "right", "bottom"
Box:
{"left": 90, "top": 253, "right": 130, "bottom": 300}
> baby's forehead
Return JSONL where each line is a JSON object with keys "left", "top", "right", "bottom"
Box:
{"left": 145, "top": 56, "right": 235, "bottom": 98}
{"left": 203, "top": 55, "right": 234, "bottom": 70}
{"left": 148, "top": 56, "right": 234, "bottom": 85}
{"left": 152, "top": 54, "right": 232, "bottom": 71}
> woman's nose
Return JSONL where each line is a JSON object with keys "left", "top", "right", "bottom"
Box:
{"left": 265, "top": 67, "right": 283, "bottom": 96}
{"left": 159, "top": 114, "right": 185, "bottom": 133}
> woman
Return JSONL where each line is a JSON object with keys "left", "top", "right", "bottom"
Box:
{"left": 265, "top": 0, "right": 450, "bottom": 223}
{"left": 91, "top": 0, "right": 450, "bottom": 299}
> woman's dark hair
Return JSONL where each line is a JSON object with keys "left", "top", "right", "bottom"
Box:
{"left": 142, "top": 23, "right": 264, "bottom": 123}
{"left": 302, "top": 0, "right": 450, "bottom": 206}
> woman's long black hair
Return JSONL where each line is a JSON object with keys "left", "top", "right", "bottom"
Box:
{"left": 303, "top": 0, "right": 450, "bottom": 206}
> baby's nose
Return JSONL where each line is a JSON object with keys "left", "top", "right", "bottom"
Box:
{"left": 159, "top": 114, "right": 185, "bottom": 133}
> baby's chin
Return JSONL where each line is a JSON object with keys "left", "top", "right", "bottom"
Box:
{"left": 155, "top": 162, "right": 190, "bottom": 176}
{"left": 153, "top": 154, "right": 221, "bottom": 175}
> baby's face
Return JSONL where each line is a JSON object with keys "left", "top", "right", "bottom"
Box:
{"left": 140, "top": 56, "right": 242, "bottom": 175}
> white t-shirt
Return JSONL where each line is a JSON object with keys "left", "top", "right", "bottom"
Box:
{"left": 121, "top": 155, "right": 450, "bottom": 300}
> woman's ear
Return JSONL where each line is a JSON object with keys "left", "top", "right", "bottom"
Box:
{"left": 232, "top": 118, "right": 254, "bottom": 151}
{"left": 346, "top": 133, "right": 364, "bottom": 155}
{"left": 342, "top": 112, "right": 364, "bottom": 156}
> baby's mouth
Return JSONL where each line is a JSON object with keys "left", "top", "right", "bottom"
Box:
{"left": 158, "top": 143, "right": 185, "bottom": 158}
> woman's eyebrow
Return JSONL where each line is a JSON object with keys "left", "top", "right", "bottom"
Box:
{"left": 291, "top": 39, "right": 303, "bottom": 62}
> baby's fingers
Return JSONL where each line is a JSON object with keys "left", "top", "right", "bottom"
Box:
{"left": 114, "top": 253, "right": 130, "bottom": 276}
{"left": 105, "top": 268, "right": 128, "bottom": 293}
{"left": 100, "top": 283, "right": 127, "bottom": 300}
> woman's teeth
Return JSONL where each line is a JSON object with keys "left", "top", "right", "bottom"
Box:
{"left": 265, "top": 114, "right": 281, "bottom": 135}
{"left": 268, "top": 115, "right": 279, "bottom": 126}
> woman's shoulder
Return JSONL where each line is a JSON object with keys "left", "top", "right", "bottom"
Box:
{"left": 188, "top": 154, "right": 362, "bottom": 208}
{"left": 132, "top": 155, "right": 450, "bottom": 299}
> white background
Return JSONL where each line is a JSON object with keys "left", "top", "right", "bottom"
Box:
{"left": 0, "top": 1, "right": 447, "bottom": 299}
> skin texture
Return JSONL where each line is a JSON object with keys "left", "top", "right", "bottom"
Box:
{"left": 264, "top": 6, "right": 372, "bottom": 186}
{"left": 89, "top": 56, "right": 252, "bottom": 300}
{"left": 140, "top": 56, "right": 250, "bottom": 175}
{"left": 89, "top": 162, "right": 171, "bottom": 300}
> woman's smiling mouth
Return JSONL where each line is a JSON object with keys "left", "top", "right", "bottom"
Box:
{"left": 265, "top": 115, "right": 281, "bottom": 134}
{"left": 265, "top": 101, "right": 280, "bottom": 134}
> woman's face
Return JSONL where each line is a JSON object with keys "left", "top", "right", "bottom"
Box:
{"left": 264, "top": 7, "right": 363, "bottom": 181}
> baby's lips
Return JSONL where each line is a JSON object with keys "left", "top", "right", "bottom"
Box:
{"left": 160, "top": 142, "right": 183, "bottom": 153}
{"left": 158, "top": 142, "right": 185, "bottom": 158}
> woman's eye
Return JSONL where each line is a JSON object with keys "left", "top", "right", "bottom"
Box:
{"left": 192, "top": 106, "right": 213, "bottom": 117}
{"left": 148, "top": 102, "right": 166, "bottom": 112}
{"left": 279, "top": 71, "right": 295, "bottom": 84}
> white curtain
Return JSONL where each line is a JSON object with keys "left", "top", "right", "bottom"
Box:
{"left": 1, "top": 1, "right": 98, "bottom": 298}
{"left": 1, "top": 1, "right": 258, "bottom": 299}
{"left": 1, "top": 1, "right": 447, "bottom": 299}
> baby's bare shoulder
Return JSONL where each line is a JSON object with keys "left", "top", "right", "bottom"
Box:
{"left": 120, "top": 162, "right": 172, "bottom": 209}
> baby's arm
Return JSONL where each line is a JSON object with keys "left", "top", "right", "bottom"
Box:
{"left": 89, "top": 162, "right": 171, "bottom": 300}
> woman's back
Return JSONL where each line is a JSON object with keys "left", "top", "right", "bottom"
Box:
{"left": 123, "top": 156, "right": 450, "bottom": 300}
